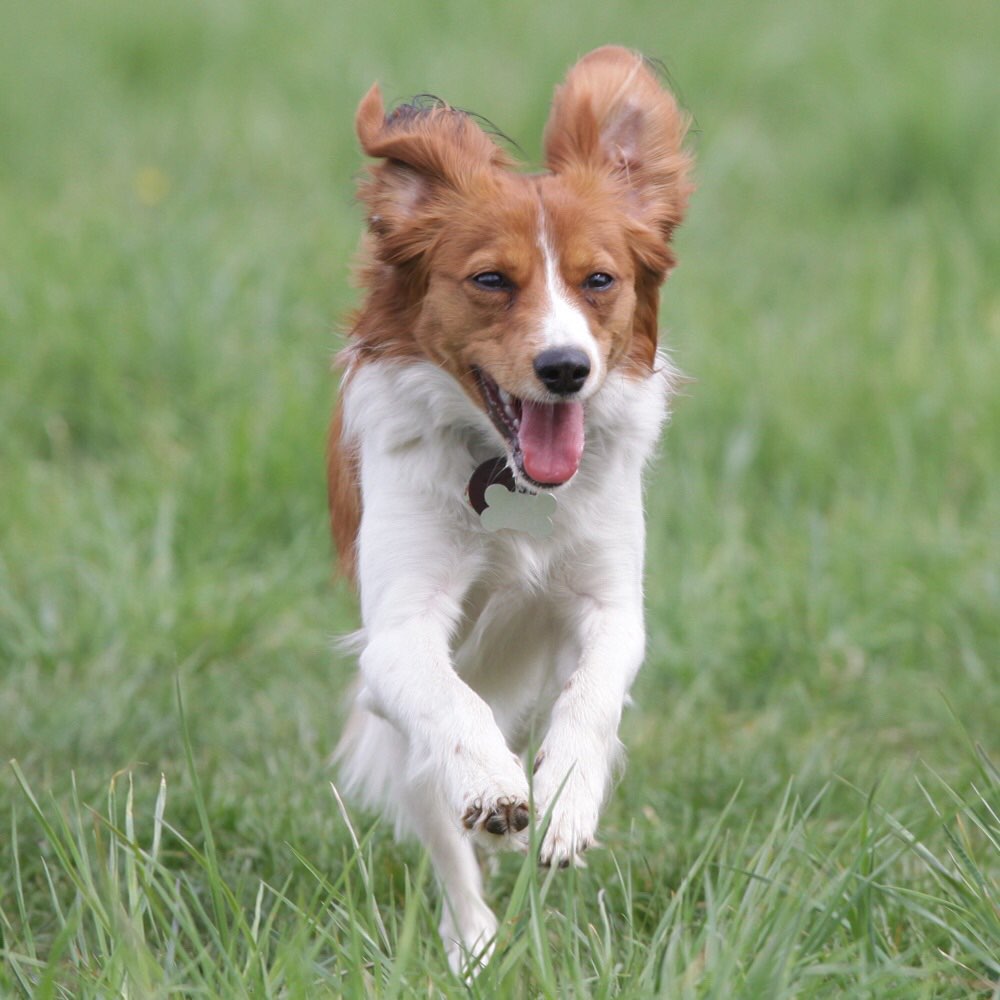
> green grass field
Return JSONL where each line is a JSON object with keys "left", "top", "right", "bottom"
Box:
{"left": 2, "top": 0, "right": 998, "bottom": 995}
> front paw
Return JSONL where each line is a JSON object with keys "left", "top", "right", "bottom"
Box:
{"left": 455, "top": 752, "right": 530, "bottom": 845}
{"left": 533, "top": 753, "right": 602, "bottom": 867}
{"left": 537, "top": 798, "right": 599, "bottom": 867}
{"left": 462, "top": 794, "right": 530, "bottom": 838}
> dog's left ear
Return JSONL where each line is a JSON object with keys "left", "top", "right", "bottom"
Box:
{"left": 543, "top": 47, "right": 693, "bottom": 370}
{"left": 543, "top": 47, "right": 692, "bottom": 249}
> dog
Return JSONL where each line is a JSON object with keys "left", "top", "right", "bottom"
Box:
{"left": 327, "top": 46, "right": 692, "bottom": 973}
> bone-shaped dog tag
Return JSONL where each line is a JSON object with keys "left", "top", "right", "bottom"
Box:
{"left": 480, "top": 483, "right": 556, "bottom": 538}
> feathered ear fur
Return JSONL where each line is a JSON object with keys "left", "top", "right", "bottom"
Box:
{"left": 354, "top": 85, "right": 511, "bottom": 265}
{"left": 543, "top": 47, "right": 693, "bottom": 370}
{"left": 543, "top": 46, "right": 692, "bottom": 243}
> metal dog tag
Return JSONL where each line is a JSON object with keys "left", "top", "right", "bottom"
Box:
{"left": 481, "top": 484, "right": 556, "bottom": 538}
{"left": 467, "top": 458, "right": 556, "bottom": 539}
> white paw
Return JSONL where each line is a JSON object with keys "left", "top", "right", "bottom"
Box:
{"left": 441, "top": 903, "right": 497, "bottom": 977}
{"left": 462, "top": 792, "right": 530, "bottom": 840}
{"left": 448, "top": 743, "right": 530, "bottom": 846}
{"left": 533, "top": 752, "right": 603, "bottom": 867}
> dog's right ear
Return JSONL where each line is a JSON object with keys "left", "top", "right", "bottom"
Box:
{"left": 355, "top": 85, "right": 510, "bottom": 264}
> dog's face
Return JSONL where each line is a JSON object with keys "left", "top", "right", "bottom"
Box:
{"left": 353, "top": 47, "right": 692, "bottom": 487}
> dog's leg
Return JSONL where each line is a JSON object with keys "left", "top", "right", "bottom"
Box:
{"left": 352, "top": 440, "right": 531, "bottom": 847}
{"left": 403, "top": 786, "right": 499, "bottom": 976}
{"left": 533, "top": 596, "right": 645, "bottom": 868}
{"left": 359, "top": 625, "right": 531, "bottom": 844}
{"left": 337, "top": 706, "right": 498, "bottom": 974}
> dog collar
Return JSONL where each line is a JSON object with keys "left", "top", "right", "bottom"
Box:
{"left": 467, "top": 458, "right": 556, "bottom": 539}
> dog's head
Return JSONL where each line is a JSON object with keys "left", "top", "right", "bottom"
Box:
{"left": 352, "top": 46, "right": 692, "bottom": 488}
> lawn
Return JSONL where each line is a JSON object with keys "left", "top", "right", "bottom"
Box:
{"left": 1, "top": 0, "right": 998, "bottom": 996}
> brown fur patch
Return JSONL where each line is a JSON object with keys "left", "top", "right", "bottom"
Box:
{"left": 326, "top": 396, "right": 361, "bottom": 583}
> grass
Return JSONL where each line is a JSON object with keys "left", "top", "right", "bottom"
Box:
{"left": 1, "top": 0, "right": 998, "bottom": 995}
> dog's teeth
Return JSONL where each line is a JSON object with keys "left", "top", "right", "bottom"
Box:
{"left": 496, "top": 389, "right": 519, "bottom": 425}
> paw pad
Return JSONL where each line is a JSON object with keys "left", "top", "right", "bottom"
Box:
{"left": 463, "top": 797, "right": 530, "bottom": 836}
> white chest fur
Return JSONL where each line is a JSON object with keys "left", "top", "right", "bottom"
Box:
{"left": 341, "top": 358, "right": 672, "bottom": 731}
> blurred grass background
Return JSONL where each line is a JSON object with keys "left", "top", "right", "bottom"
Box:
{"left": 1, "top": 0, "right": 998, "bottom": 995}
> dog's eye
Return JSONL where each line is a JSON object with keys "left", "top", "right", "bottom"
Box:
{"left": 583, "top": 272, "right": 615, "bottom": 291}
{"left": 471, "top": 271, "right": 513, "bottom": 291}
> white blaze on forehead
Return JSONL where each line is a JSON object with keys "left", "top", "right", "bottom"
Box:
{"left": 537, "top": 210, "right": 602, "bottom": 386}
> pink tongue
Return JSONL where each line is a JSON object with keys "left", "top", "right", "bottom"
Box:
{"left": 518, "top": 401, "right": 585, "bottom": 485}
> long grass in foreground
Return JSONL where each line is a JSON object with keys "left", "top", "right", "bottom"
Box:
{"left": 4, "top": 730, "right": 998, "bottom": 997}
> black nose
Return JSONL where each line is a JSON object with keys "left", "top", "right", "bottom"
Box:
{"left": 533, "top": 347, "right": 591, "bottom": 396}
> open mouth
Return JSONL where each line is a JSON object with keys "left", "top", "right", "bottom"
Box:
{"left": 474, "top": 370, "right": 585, "bottom": 487}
